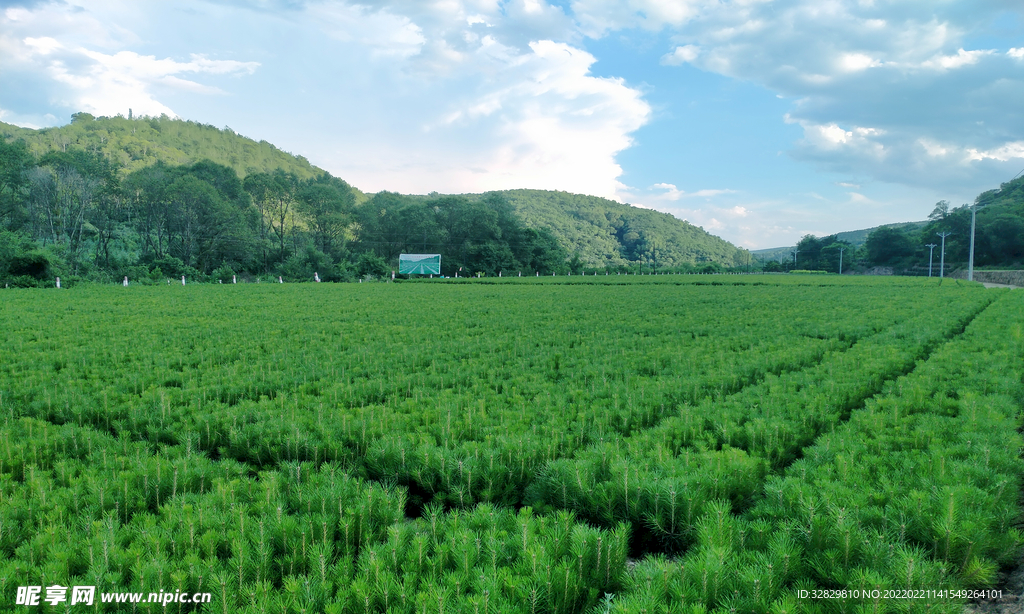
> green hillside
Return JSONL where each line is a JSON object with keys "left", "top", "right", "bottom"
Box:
{"left": 499, "top": 189, "right": 747, "bottom": 268}
{"left": 403, "top": 189, "right": 749, "bottom": 269}
{"left": 0, "top": 114, "right": 325, "bottom": 182}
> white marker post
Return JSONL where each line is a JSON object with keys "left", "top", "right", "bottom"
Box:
{"left": 233, "top": 275, "right": 237, "bottom": 284}
{"left": 123, "top": 276, "right": 129, "bottom": 287}
{"left": 181, "top": 275, "right": 186, "bottom": 286}
{"left": 279, "top": 276, "right": 283, "bottom": 283}
{"left": 55, "top": 277, "right": 60, "bottom": 289}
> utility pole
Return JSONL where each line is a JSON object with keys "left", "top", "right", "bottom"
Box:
{"left": 967, "top": 201, "right": 988, "bottom": 281}
{"left": 838, "top": 247, "right": 846, "bottom": 275}
{"left": 936, "top": 232, "right": 952, "bottom": 279}
{"left": 925, "top": 243, "right": 937, "bottom": 277}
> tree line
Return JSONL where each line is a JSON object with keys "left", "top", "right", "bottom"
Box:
{"left": 0, "top": 138, "right": 573, "bottom": 286}
{"left": 769, "top": 178, "right": 1024, "bottom": 274}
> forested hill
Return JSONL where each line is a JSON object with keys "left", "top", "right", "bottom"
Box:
{"left": 1, "top": 114, "right": 749, "bottom": 285}
{"left": 497, "top": 190, "right": 747, "bottom": 269}
{"left": 0, "top": 114, "right": 327, "bottom": 184}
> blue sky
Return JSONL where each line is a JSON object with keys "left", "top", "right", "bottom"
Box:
{"left": 2, "top": 0, "right": 1022, "bottom": 248}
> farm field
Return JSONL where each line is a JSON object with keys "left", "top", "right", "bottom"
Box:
{"left": 0, "top": 276, "right": 1021, "bottom": 614}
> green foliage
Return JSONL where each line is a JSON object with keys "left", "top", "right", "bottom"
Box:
{"left": 356, "top": 191, "right": 568, "bottom": 277}
{"left": 865, "top": 226, "right": 917, "bottom": 266}
{"left": 497, "top": 189, "right": 748, "bottom": 269}
{"left": 0, "top": 277, "right": 1019, "bottom": 614}
{"left": 1, "top": 115, "right": 323, "bottom": 180}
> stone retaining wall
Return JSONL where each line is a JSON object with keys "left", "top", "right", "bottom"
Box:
{"left": 949, "top": 269, "right": 1024, "bottom": 286}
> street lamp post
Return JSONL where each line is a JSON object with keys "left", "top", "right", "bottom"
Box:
{"left": 838, "top": 247, "right": 846, "bottom": 275}
{"left": 925, "top": 243, "right": 937, "bottom": 277}
{"left": 936, "top": 232, "right": 952, "bottom": 279}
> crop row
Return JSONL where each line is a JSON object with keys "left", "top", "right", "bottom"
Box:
{"left": 527, "top": 289, "right": 996, "bottom": 553}
{"left": 0, "top": 283, "right": 938, "bottom": 514}
{"left": 604, "top": 289, "right": 1024, "bottom": 614}
{"left": 0, "top": 413, "right": 631, "bottom": 613}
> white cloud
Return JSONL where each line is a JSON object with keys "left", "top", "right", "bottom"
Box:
{"left": 30, "top": 46, "right": 258, "bottom": 118}
{"left": 919, "top": 48, "right": 993, "bottom": 71}
{"left": 1, "top": 4, "right": 259, "bottom": 121}
{"left": 307, "top": 3, "right": 425, "bottom": 60}
{"left": 1010, "top": 48, "right": 1024, "bottom": 60}
{"left": 838, "top": 52, "right": 879, "bottom": 72}
{"left": 966, "top": 141, "right": 1024, "bottom": 163}
{"left": 332, "top": 37, "right": 651, "bottom": 198}
{"left": 571, "top": 0, "right": 702, "bottom": 37}
{"left": 642, "top": 183, "right": 737, "bottom": 202}
{"left": 661, "top": 45, "right": 699, "bottom": 66}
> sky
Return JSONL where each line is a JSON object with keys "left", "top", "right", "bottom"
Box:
{"left": 2, "top": 0, "right": 1023, "bottom": 249}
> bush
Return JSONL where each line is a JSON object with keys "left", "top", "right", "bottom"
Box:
{"left": 354, "top": 251, "right": 388, "bottom": 280}
{"left": 212, "top": 264, "right": 236, "bottom": 284}
{"left": 148, "top": 255, "right": 186, "bottom": 278}
{"left": 279, "top": 246, "right": 337, "bottom": 281}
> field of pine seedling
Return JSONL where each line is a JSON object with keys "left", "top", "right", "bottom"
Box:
{"left": 0, "top": 276, "right": 1021, "bottom": 614}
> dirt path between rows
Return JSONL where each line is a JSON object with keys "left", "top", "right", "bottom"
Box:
{"left": 982, "top": 282, "right": 1021, "bottom": 289}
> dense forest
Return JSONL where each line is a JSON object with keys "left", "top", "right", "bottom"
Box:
{"left": 0, "top": 114, "right": 749, "bottom": 286}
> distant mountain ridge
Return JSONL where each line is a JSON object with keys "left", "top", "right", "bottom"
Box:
{"left": 2, "top": 114, "right": 746, "bottom": 267}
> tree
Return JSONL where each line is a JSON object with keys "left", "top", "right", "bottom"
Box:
{"left": 819, "top": 241, "right": 851, "bottom": 273}
{"left": 928, "top": 200, "right": 950, "bottom": 222}
{"left": 986, "top": 214, "right": 1024, "bottom": 262}
{"left": 795, "top": 235, "right": 823, "bottom": 269}
{"left": 244, "top": 170, "right": 296, "bottom": 270}
{"left": 0, "top": 140, "right": 33, "bottom": 231}
{"left": 124, "top": 163, "right": 173, "bottom": 258}
{"left": 865, "top": 226, "right": 916, "bottom": 266}
{"left": 297, "top": 176, "right": 353, "bottom": 256}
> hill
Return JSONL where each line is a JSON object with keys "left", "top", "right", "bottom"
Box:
{"left": 498, "top": 189, "right": 747, "bottom": 268}
{"left": 401, "top": 189, "right": 749, "bottom": 269}
{"left": 1, "top": 114, "right": 747, "bottom": 280}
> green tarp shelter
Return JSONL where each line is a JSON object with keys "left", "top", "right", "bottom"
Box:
{"left": 399, "top": 254, "right": 441, "bottom": 275}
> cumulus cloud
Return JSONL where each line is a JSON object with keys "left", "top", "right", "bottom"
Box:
{"left": 1, "top": 4, "right": 259, "bottom": 120}
{"left": 625, "top": 0, "right": 1024, "bottom": 192}
{"left": 323, "top": 34, "right": 651, "bottom": 198}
